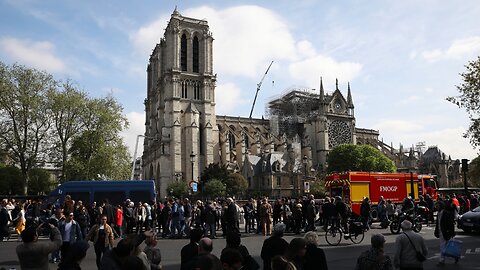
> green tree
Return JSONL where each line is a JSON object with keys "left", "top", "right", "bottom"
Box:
{"left": 0, "top": 62, "right": 55, "bottom": 194}
{"left": 28, "top": 168, "right": 52, "bottom": 195}
{"left": 309, "top": 180, "right": 325, "bottom": 198}
{"left": 447, "top": 56, "right": 480, "bottom": 148}
{"left": 204, "top": 179, "right": 226, "bottom": 198}
{"left": 224, "top": 173, "right": 248, "bottom": 198}
{"left": 47, "top": 81, "right": 88, "bottom": 181}
{"left": 64, "top": 132, "right": 130, "bottom": 180}
{"left": 467, "top": 156, "right": 480, "bottom": 187}
{"left": 200, "top": 163, "right": 230, "bottom": 183}
{"left": 327, "top": 144, "right": 396, "bottom": 173}
{"left": 167, "top": 181, "right": 189, "bottom": 198}
{"left": 0, "top": 166, "right": 24, "bottom": 195}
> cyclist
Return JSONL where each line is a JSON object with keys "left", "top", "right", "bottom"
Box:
{"left": 335, "top": 196, "right": 349, "bottom": 234}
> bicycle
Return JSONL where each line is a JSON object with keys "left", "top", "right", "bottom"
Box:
{"left": 325, "top": 217, "right": 365, "bottom": 246}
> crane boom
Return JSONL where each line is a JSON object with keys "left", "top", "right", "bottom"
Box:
{"left": 249, "top": 61, "right": 274, "bottom": 119}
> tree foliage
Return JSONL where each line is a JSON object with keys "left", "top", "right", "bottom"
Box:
{"left": 28, "top": 168, "right": 52, "bottom": 195}
{"left": 309, "top": 180, "right": 325, "bottom": 198}
{"left": 0, "top": 166, "right": 24, "bottom": 195}
{"left": 167, "top": 181, "right": 189, "bottom": 198}
{"left": 204, "top": 179, "right": 226, "bottom": 198}
{"left": 0, "top": 61, "right": 131, "bottom": 193}
{"left": 467, "top": 156, "right": 480, "bottom": 187}
{"left": 0, "top": 63, "right": 55, "bottom": 194}
{"left": 200, "top": 163, "right": 230, "bottom": 183}
{"left": 224, "top": 173, "right": 248, "bottom": 198}
{"left": 447, "top": 56, "right": 480, "bottom": 149}
{"left": 327, "top": 144, "right": 396, "bottom": 173}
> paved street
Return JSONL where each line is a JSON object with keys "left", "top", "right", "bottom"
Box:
{"left": 1, "top": 224, "right": 479, "bottom": 270}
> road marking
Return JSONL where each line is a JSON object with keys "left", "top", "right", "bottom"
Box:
{"left": 465, "top": 248, "right": 480, "bottom": 254}
{"left": 428, "top": 253, "right": 464, "bottom": 260}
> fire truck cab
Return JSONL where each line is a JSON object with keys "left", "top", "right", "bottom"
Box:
{"left": 325, "top": 172, "right": 437, "bottom": 217}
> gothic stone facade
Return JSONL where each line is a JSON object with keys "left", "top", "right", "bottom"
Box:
{"left": 142, "top": 10, "right": 379, "bottom": 198}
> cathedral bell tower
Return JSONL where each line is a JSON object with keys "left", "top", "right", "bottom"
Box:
{"left": 142, "top": 9, "right": 218, "bottom": 198}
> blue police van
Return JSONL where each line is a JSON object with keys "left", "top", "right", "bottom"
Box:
{"left": 45, "top": 180, "right": 156, "bottom": 207}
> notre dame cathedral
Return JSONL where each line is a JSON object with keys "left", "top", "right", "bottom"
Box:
{"left": 142, "top": 9, "right": 460, "bottom": 198}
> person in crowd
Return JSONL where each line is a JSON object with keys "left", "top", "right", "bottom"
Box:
{"left": 321, "top": 197, "right": 335, "bottom": 231}
{"left": 161, "top": 200, "right": 172, "bottom": 238}
{"left": 259, "top": 198, "right": 273, "bottom": 236}
{"left": 89, "top": 202, "right": 100, "bottom": 227}
{"left": 115, "top": 205, "right": 123, "bottom": 238}
{"left": 394, "top": 220, "right": 427, "bottom": 270}
{"left": 124, "top": 200, "right": 135, "bottom": 234}
{"left": 57, "top": 240, "right": 90, "bottom": 270}
{"left": 303, "top": 231, "right": 328, "bottom": 270}
{"left": 183, "top": 198, "right": 193, "bottom": 236}
{"left": 470, "top": 193, "right": 479, "bottom": 209}
{"left": 87, "top": 214, "right": 115, "bottom": 269}
{"left": 0, "top": 199, "right": 11, "bottom": 241}
{"left": 76, "top": 206, "right": 90, "bottom": 240}
{"left": 335, "top": 196, "right": 349, "bottom": 233}
{"left": 401, "top": 197, "right": 415, "bottom": 214}
{"left": 59, "top": 210, "right": 83, "bottom": 259}
{"left": 221, "top": 232, "right": 259, "bottom": 270}
{"left": 15, "top": 202, "right": 26, "bottom": 241}
{"left": 204, "top": 201, "right": 217, "bottom": 238}
{"left": 360, "top": 197, "right": 371, "bottom": 231}
{"left": 377, "top": 196, "right": 387, "bottom": 225}
{"left": 261, "top": 222, "right": 289, "bottom": 270}
{"left": 134, "top": 202, "right": 147, "bottom": 234}
{"left": 286, "top": 238, "right": 307, "bottom": 270}
{"left": 185, "top": 237, "right": 223, "bottom": 270}
{"left": 292, "top": 203, "right": 303, "bottom": 234}
{"left": 271, "top": 255, "right": 297, "bottom": 270}
{"left": 225, "top": 198, "right": 239, "bottom": 234}
{"left": 144, "top": 202, "right": 153, "bottom": 231}
{"left": 243, "top": 199, "right": 254, "bottom": 233}
{"left": 355, "top": 234, "right": 392, "bottom": 270}
{"left": 144, "top": 234, "right": 162, "bottom": 270}
{"left": 305, "top": 200, "right": 316, "bottom": 232}
{"left": 49, "top": 207, "right": 64, "bottom": 263}
{"left": 132, "top": 236, "right": 150, "bottom": 270}
{"left": 434, "top": 200, "right": 456, "bottom": 266}
{"left": 424, "top": 195, "right": 435, "bottom": 224}
{"left": 221, "top": 248, "right": 244, "bottom": 270}
{"left": 102, "top": 199, "right": 116, "bottom": 230}
{"left": 181, "top": 228, "right": 203, "bottom": 270}
{"left": 63, "top": 195, "right": 75, "bottom": 214}
{"left": 16, "top": 222, "right": 62, "bottom": 269}
{"left": 273, "top": 199, "right": 282, "bottom": 225}
{"left": 386, "top": 200, "right": 395, "bottom": 221}
{"left": 101, "top": 230, "right": 154, "bottom": 270}
{"left": 170, "top": 198, "right": 183, "bottom": 238}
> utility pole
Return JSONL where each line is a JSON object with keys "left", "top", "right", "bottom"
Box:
{"left": 131, "top": 135, "right": 145, "bottom": 180}
{"left": 249, "top": 61, "right": 274, "bottom": 119}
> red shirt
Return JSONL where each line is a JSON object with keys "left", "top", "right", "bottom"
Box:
{"left": 115, "top": 208, "right": 123, "bottom": 226}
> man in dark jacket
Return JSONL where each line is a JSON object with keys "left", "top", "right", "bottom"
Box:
{"left": 260, "top": 223, "right": 289, "bottom": 270}
{"left": 181, "top": 228, "right": 203, "bottom": 270}
{"left": 102, "top": 199, "right": 116, "bottom": 228}
{"left": 434, "top": 200, "right": 456, "bottom": 266}
{"left": 225, "top": 198, "right": 238, "bottom": 234}
{"left": 0, "top": 199, "right": 11, "bottom": 241}
{"left": 360, "top": 197, "right": 371, "bottom": 231}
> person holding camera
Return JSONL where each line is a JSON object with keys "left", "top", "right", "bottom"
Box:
{"left": 16, "top": 222, "right": 62, "bottom": 269}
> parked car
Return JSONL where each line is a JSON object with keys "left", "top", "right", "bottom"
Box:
{"left": 457, "top": 206, "right": 480, "bottom": 233}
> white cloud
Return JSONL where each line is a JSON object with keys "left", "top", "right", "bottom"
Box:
{"left": 373, "top": 119, "right": 424, "bottom": 135}
{"left": 400, "top": 95, "right": 420, "bottom": 104}
{"left": 288, "top": 54, "right": 362, "bottom": 89}
{"left": 0, "top": 37, "right": 66, "bottom": 72}
{"left": 120, "top": 111, "right": 146, "bottom": 158}
{"left": 422, "top": 36, "right": 480, "bottom": 62}
{"left": 215, "top": 82, "right": 249, "bottom": 115}
{"left": 129, "top": 14, "right": 169, "bottom": 56}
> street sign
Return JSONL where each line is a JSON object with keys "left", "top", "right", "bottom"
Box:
{"left": 304, "top": 181, "right": 310, "bottom": 193}
{"left": 192, "top": 182, "right": 198, "bottom": 192}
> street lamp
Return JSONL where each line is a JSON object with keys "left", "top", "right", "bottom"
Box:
{"left": 190, "top": 151, "right": 196, "bottom": 181}
{"left": 303, "top": 155, "right": 308, "bottom": 195}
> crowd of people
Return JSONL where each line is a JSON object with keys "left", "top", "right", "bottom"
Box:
{"left": 0, "top": 190, "right": 478, "bottom": 270}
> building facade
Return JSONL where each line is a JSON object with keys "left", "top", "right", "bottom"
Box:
{"left": 142, "top": 10, "right": 460, "bottom": 198}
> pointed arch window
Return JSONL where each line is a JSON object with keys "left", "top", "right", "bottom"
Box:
{"left": 181, "top": 81, "right": 188, "bottom": 98}
{"left": 193, "top": 36, "right": 199, "bottom": 73}
{"left": 181, "top": 34, "right": 187, "bottom": 71}
{"left": 228, "top": 131, "right": 236, "bottom": 152}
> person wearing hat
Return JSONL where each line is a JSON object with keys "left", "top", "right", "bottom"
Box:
{"left": 355, "top": 233, "right": 392, "bottom": 270}
{"left": 261, "top": 222, "right": 289, "bottom": 270}
{"left": 393, "top": 220, "right": 427, "bottom": 270}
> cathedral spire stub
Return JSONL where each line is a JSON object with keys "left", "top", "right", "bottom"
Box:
{"left": 347, "top": 82, "right": 354, "bottom": 108}
{"left": 319, "top": 77, "right": 325, "bottom": 103}
{"left": 336, "top": 78, "right": 339, "bottom": 90}
{"left": 172, "top": 6, "right": 180, "bottom": 16}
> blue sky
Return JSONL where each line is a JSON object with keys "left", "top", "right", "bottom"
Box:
{"left": 1, "top": 0, "right": 479, "bottom": 161}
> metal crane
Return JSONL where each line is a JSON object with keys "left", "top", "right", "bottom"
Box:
{"left": 249, "top": 60, "right": 274, "bottom": 119}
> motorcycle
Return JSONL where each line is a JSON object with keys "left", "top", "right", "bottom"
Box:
{"left": 389, "top": 209, "right": 423, "bottom": 234}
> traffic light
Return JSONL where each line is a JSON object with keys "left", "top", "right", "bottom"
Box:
{"left": 462, "top": 159, "right": 469, "bottom": 172}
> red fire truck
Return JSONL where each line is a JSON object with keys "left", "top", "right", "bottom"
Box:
{"left": 324, "top": 172, "right": 437, "bottom": 217}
